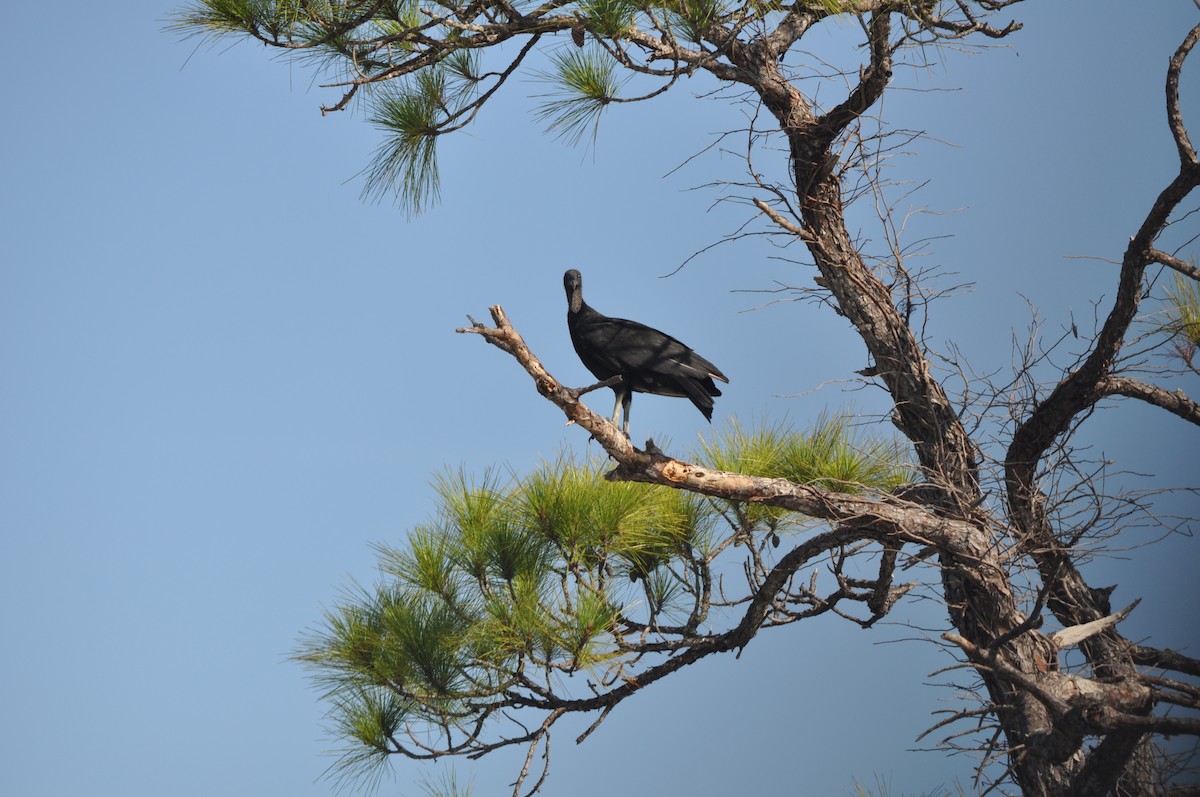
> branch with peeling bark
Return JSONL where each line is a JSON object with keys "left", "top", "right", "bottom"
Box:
{"left": 1048, "top": 600, "right": 1140, "bottom": 651}
{"left": 459, "top": 306, "right": 980, "bottom": 551}
{"left": 450, "top": 20, "right": 1200, "bottom": 792}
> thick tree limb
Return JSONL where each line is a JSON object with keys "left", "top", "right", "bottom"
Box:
{"left": 1168, "top": 23, "right": 1200, "bottom": 169}
{"left": 1099, "top": 376, "right": 1200, "bottom": 426}
{"left": 459, "top": 306, "right": 985, "bottom": 551}
{"left": 1131, "top": 645, "right": 1200, "bottom": 679}
{"left": 943, "top": 632, "right": 1155, "bottom": 724}
{"left": 1150, "top": 247, "right": 1200, "bottom": 281}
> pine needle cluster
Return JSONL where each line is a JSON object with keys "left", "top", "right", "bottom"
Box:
{"left": 1165, "top": 271, "right": 1200, "bottom": 362}
{"left": 168, "top": 0, "right": 862, "bottom": 212}
{"left": 295, "top": 416, "right": 914, "bottom": 786}
{"left": 532, "top": 47, "right": 628, "bottom": 147}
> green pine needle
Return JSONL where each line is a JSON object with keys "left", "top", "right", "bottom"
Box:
{"left": 642, "top": 566, "right": 685, "bottom": 618}
{"left": 377, "top": 528, "right": 458, "bottom": 602}
{"left": 444, "top": 49, "right": 477, "bottom": 80}
{"left": 297, "top": 425, "right": 914, "bottom": 789}
{"left": 578, "top": 0, "right": 638, "bottom": 38}
{"left": 169, "top": 0, "right": 266, "bottom": 35}
{"left": 1165, "top": 271, "right": 1200, "bottom": 348}
{"left": 417, "top": 768, "right": 474, "bottom": 797}
{"left": 517, "top": 453, "right": 684, "bottom": 567}
{"left": 363, "top": 75, "right": 444, "bottom": 212}
{"left": 648, "top": 0, "right": 729, "bottom": 43}
{"left": 170, "top": 0, "right": 307, "bottom": 39}
{"left": 557, "top": 588, "right": 620, "bottom": 669}
{"left": 375, "top": 0, "right": 422, "bottom": 36}
{"left": 533, "top": 47, "right": 626, "bottom": 147}
{"left": 475, "top": 575, "right": 553, "bottom": 658}
{"left": 358, "top": 52, "right": 481, "bottom": 213}
{"left": 699, "top": 413, "right": 913, "bottom": 492}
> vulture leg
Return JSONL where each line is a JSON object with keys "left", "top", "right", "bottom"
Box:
{"left": 611, "top": 387, "right": 631, "bottom": 435}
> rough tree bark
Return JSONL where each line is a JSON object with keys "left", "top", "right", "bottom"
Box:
{"left": 173, "top": 1, "right": 1200, "bottom": 793}
{"left": 459, "top": 17, "right": 1200, "bottom": 797}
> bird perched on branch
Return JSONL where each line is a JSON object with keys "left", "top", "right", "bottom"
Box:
{"left": 563, "top": 269, "right": 728, "bottom": 435}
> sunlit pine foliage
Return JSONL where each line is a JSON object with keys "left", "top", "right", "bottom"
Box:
{"left": 699, "top": 412, "right": 914, "bottom": 490}
{"left": 296, "top": 418, "right": 915, "bottom": 787}
{"left": 697, "top": 412, "right": 915, "bottom": 534}
{"left": 577, "top": 0, "right": 639, "bottom": 39}
{"left": 532, "top": 47, "right": 628, "bottom": 147}
{"left": 1164, "top": 270, "right": 1200, "bottom": 364}
{"left": 652, "top": 0, "right": 730, "bottom": 44}
{"left": 363, "top": 56, "right": 481, "bottom": 212}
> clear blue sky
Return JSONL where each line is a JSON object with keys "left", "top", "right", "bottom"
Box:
{"left": 2, "top": 3, "right": 1197, "bottom": 796}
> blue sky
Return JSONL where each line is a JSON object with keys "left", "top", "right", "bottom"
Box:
{"left": 2, "top": 2, "right": 1198, "bottom": 796}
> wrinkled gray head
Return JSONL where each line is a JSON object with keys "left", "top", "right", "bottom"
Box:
{"left": 564, "top": 269, "right": 583, "bottom": 312}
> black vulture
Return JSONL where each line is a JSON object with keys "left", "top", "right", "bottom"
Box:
{"left": 564, "top": 269, "right": 728, "bottom": 435}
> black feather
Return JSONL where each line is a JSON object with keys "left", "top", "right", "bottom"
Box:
{"left": 564, "top": 269, "right": 727, "bottom": 434}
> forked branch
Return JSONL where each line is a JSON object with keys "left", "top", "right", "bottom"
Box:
{"left": 457, "top": 306, "right": 989, "bottom": 553}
